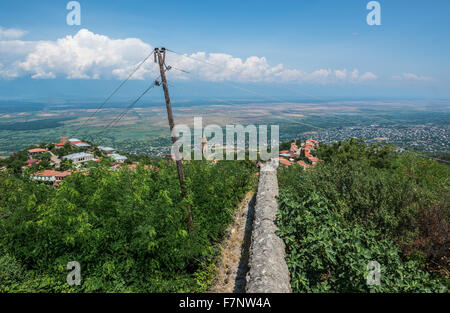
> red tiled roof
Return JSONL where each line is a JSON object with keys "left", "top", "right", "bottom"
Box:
{"left": 55, "top": 142, "right": 65, "bottom": 146}
{"left": 279, "top": 158, "right": 293, "bottom": 166}
{"left": 127, "top": 164, "right": 153, "bottom": 170}
{"left": 28, "top": 148, "right": 46, "bottom": 153}
{"left": 308, "top": 156, "right": 319, "bottom": 162}
{"left": 55, "top": 171, "right": 71, "bottom": 178}
{"left": 33, "top": 170, "right": 61, "bottom": 177}
{"left": 24, "top": 159, "right": 40, "bottom": 166}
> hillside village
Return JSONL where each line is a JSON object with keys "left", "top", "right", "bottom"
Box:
{"left": 0, "top": 135, "right": 320, "bottom": 186}
{"left": 277, "top": 139, "right": 320, "bottom": 169}
{"left": 1, "top": 134, "right": 225, "bottom": 186}
{"left": 1, "top": 136, "right": 147, "bottom": 186}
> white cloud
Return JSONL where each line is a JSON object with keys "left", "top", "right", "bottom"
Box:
{"left": 0, "top": 26, "right": 28, "bottom": 39}
{"left": 0, "top": 40, "right": 40, "bottom": 78}
{"left": 334, "top": 69, "right": 347, "bottom": 80}
{"left": 167, "top": 53, "right": 377, "bottom": 85}
{"left": 18, "top": 29, "right": 155, "bottom": 80}
{"left": 392, "top": 73, "right": 434, "bottom": 81}
{"left": 359, "top": 71, "right": 378, "bottom": 82}
{"left": 0, "top": 28, "right": 380, "bottom": 85}
{"left": 348, "top": 69, "right": 378, "bottom": 83}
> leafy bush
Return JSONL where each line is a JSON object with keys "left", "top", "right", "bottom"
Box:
{"left": 277, "top": 139, "right": 449, "bottom": 292}
{"left": 277, "top": 192, "right": 447, "bottom": 292}
{"left": 0, "top": 160, "right": 256, "bottom": 292}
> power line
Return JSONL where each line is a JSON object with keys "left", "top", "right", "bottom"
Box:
{"left": 168, "top": 49, "right": 335, "bottom": 104}
{"left": 167, "top": 49, "right": 411, "bottom": 125}
{"left": 168, "top": 50, "right": 416, "bottom": 130}
{"left": 167, "top": 49, "right": 289, "bottom": 103}
{"left": 98, "top": 79, "right": 159, "bottom": 134}
{"left": 169, "top": 79, "right": 327, "bottom": 133}
{"left": 167, "top": 58, "right": 327, "bottom": 132}
{"left": 166, "top": 49, "right": 216, "bottom": 67}
{"left": 93, "top": 77, "right": 160, "bottom": 136}
{"left": 168, "top": 65, "right": 190, "bottom": 74}
{"left": 167, "top": 52, "right": 450, "bottom": 164}
{"left": 166, "top": 58, "right": 330, "bottom": 134}
{"left": 76, "top": 50, "right": 155, "bottom": 131}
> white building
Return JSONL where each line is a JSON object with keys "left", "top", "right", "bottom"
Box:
{"left": 72, "top": 142, "right": 90, "bottom": 148}
{"left": 98, "top": 146, "right": 116, "bottom": 155}
{"left": 110, "top": 153, "right": 127, "bottom": 163}
{"left": 29, "top": 170, "right": 71, "bottom": 184}
{"left": 63, "top": 152, "right": 94, "bottom": 164}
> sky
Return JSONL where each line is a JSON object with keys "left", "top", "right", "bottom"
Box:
{"left": 0, "top": 0, "right": 449, "bottom": 102}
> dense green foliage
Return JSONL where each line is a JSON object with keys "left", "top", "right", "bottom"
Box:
{"left": 0, "top": 160, "right": 256, "bottom": 292}
{"left": 277, "top": 139, "right": 449, "bottom": 292}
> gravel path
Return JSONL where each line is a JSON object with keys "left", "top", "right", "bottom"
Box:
{"left": 210, "top": 191, "right": 256, "bottom": 293}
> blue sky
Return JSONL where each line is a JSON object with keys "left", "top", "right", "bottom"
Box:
{"left": 0, "top": 0, "right": 449, "bottom": 101}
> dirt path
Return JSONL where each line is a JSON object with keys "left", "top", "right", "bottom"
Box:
{"left": 49, "top": 151, "right": 61, "bottom": 168}
{"left": 210, "top": 191, "right": 256, "bottom": 293}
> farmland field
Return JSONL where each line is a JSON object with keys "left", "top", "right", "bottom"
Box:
{"left": 1, "top": 99, "right": 449, "bottom": 158}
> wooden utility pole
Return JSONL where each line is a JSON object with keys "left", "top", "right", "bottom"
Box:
{"left": 155, "top": 47, "right": 194, "bottom": 232}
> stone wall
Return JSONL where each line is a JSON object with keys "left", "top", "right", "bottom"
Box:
{"left": 246, "top": 160, "right": 291, "bottom": 293}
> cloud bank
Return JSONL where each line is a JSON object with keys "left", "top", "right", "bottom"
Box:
{"left": 392, "top": 73, "right": 434, "bottom": 81}
{"left": 0, "top": 26, "right": 28, "bottom": 40}
{"left": 0, "top": 28, "right": 428, "bottom": 85}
